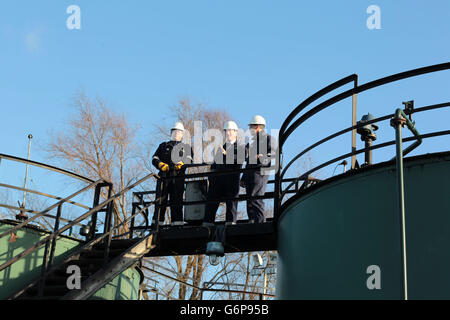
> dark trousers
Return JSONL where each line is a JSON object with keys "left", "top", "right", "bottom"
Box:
{"left": 153, "top": 176, "right": 185, "bottom": 223}
{"left": 245, "top": 172, "right": 269, "bottom": 223}
{"left": 204, "top": 174, "right": 240, "bottom": 223}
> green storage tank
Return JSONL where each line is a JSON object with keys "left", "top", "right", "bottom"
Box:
{"left": 276, "top": 152, "right": 450, "bottom": 299}
{"left": 0, "top": 220, "right": 143, "bottom": 300}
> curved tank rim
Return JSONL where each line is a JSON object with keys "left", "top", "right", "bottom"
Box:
{"left": 0, "top": 218, "right": 85, "bottom": 244}
{"left": 278, "top": 150, "right": 450, "bottom": 223}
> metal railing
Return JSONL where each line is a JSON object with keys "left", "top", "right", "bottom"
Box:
{"left": 5, "top": 172, "right": 159, "bottom": 299}
{"left": 278, "top": 103, "right": 450, "bottom": 201}
{"left": 141, "top": 265, "right": 275, "bottom": 300}
{"left": 128, "top": 164, "right": 319, "bottom": 238}
{"left": 0, "top": 152, "right": 162, "bottom": 299}
{"left": 274, "top": 62, "right": 450, "bottom": 218}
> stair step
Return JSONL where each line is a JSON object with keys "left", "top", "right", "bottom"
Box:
{"left": 51, "top": 261, "right": 105, "bottom": 277}
{"left": 13, "top": 242, "right": 131, "bottom": 300}
{"left": 44, "top": 275, "right": 89, "bottom": 286}
{"left": 95, "top": 239, "right": 136, "bottom": 251}
{"left": 79, "top": 248, "right": 124, "bottom": 259}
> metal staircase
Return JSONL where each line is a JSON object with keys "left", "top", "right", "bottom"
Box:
{"left": 0, "top": 155, "right": 159, "bottom": 300}
{"left": 13, "top": 243, "right": 128, "bottom": 299}
{"left": 0, "top": 152, "right": 283, "bottom": 300}
{"left": 12, "top": 234, "right": 154, "bottom": 300}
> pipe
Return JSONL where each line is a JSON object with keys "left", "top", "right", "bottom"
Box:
{"left": 390, "top": 107, "right": 419, "bottom": 301}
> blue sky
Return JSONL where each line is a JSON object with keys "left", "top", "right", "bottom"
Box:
{"left": 0, "top": 0, "right": 449, "bottom": 300}
{"left": 0, "top": 0, "right": 449, "bottom": 196}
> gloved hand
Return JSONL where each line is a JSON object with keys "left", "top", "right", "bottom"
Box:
{"left": 158, "top": 162, "right": 169, "bottom": 172}
{"left": 174, "top": 161, "right": 184, "bottom": 171}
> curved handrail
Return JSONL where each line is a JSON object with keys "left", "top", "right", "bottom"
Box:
{"left": 279, "top": 74, "right": 358, "bottom": 141}
{"left": 0, "top": 153, "right": 94, "bottom": 183}
{"left": 8, "top": 180, "right": 160, "bottom": 300}
{"left": 0, "top": 204, "right": 89, "bottom": 227}
{"left": 280, "top": 130, "right": 450, "bottom": 199}
{"left": 0, "top": 172, "right": 157, "bottom": 273}
{"left": 279, "top": 62, "right": 450, "bottom": 146}
{"left": 0, "top": 179, "right": 104, "bottom": 239}
{"left": 280, "top": 102, "right": 450, "bottom": 181}
{"left": 276, "top": 62, "right": 450, "bottom": 212}
{"left": 0, "top": 182, "right": 90, "bottom": 210}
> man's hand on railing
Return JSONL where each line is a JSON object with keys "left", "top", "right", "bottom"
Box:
{"left": 158, "top": 162, "right": 169, "bottom": 172}
{"left": 174, "top": 161, "right": 184, "bottom": 171}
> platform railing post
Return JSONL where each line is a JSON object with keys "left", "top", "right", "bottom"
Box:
{"left": 351, "top": 79, "right": 358, "bottom": 169}
{"left": 103, "top": 183, "right": 113, "bottom": 265}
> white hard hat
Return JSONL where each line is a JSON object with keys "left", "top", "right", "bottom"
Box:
{"left": 249, "top": 115, "right": 266, "bottom": 126}
{"left": 224, "top": 120, "right": 238, "bottom": 131}
{"left": 171, "top": 122, "right": 185, "bottom": 132}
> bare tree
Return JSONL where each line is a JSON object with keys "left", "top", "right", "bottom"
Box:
{"left": 42, "top": 91, "right": 144, "bottom": 234}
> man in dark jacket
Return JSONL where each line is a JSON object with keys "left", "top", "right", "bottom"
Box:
{"left": 241, "top": 115, "right": 275, "bottom": 223}
{"left": 203, "top": 121, "right": 246, "bottom": 225}
{"left": 152, "top": 122, "right": 193, "bottom": 227}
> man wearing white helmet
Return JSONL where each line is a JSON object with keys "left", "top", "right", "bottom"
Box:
{"left": 203, "top": 120, "right": 246, "bottom": 225}
{"left": 241, "top": 115, "right": 275, "bottom": 223}
{"left": 151, "top": 121, "right": 193, "bottom": 227}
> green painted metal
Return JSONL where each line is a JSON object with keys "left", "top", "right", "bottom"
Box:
{"left": 0, "top": 221, "right": 80, "bottom": 299}
{"left": 90, "top": 267, "right": 142, "bottom": 300}
{"left": 276, "top": 152, "right": 450, "bottom": 299}
{"left": 0, "top": 221, "right": 142, "bottom": 300}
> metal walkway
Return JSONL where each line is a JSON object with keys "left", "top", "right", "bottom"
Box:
{"left": 110, "top": 220, "right": 276, "bottom": 257}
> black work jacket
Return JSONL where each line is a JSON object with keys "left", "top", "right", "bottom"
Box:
{"left": 245, "top": 131, "right": 275, "bottom": 169}
{"left": 152, "top": 140, "right": 193, "bottom": 174}
{"left": 211, "top": 141, "right": 247, "bottom": 172}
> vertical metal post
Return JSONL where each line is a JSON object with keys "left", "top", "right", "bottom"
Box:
{"left": 48, "top": 204, "right": 63, "bottom": 268}
{"left": 17, "top": 134, "right": 33, "bottom": 220}
{"left": 38, "top": 239, "right": 51, "bottom": 298}
{"left": 154, "top": 178, "right": 165, "bottom": 233}
{"left": 89, "top": 184, "right": 102, "bottom": 240}
{"left": 351, "top": 81, "right": 358, "bottom": 169}
{"left": 103, "top": 183, "right": 113, "bottom": 265}
{"left": 274, "top": 150, "right": 282, "bottom": 220}
{"left": 38, "top": 203, "right": 62, "bottom": 298}
{"left": 22, "top": 134, "right": 33, "bottom": 208}
{"left": 130, "top": 204, "right": 136, "bottom": 239}
{"left": 391, "top": 111, "right": 408, "bottom": 300}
